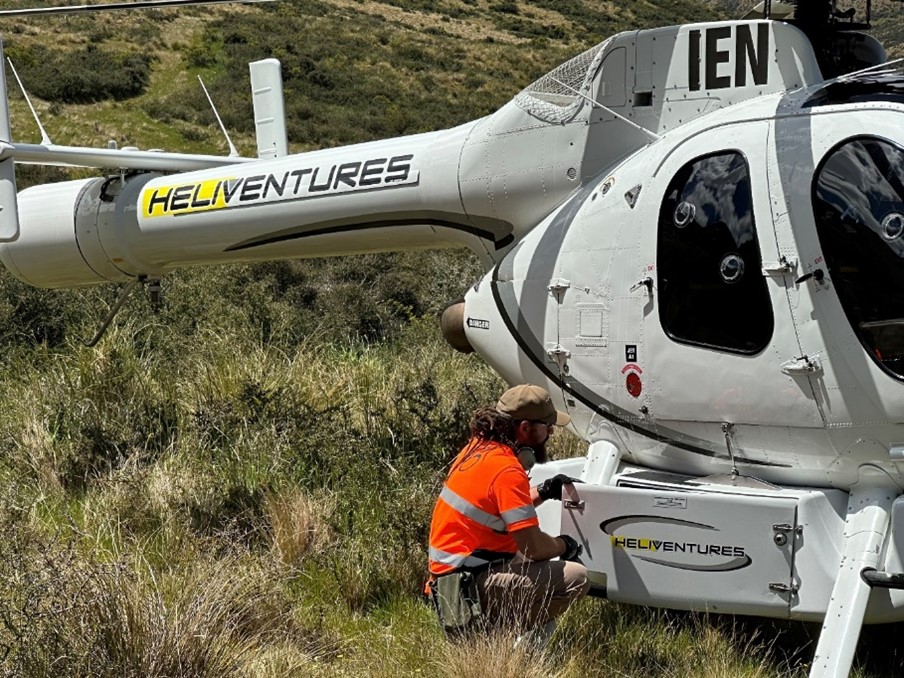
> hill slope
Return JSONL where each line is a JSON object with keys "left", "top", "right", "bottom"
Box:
{"left": 0, "top": 0, "right": 724, "bottom": 154}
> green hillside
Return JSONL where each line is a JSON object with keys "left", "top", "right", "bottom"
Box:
{"left": 0, "top": 1, "right": 902, "bottom": 676}
{"left": 0, "top": 0, "right": 721, "bottom": 154}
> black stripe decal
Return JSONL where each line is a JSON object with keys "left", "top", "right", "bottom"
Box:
{"left": 225, "top": 218, "right": 513, "bottom": 252}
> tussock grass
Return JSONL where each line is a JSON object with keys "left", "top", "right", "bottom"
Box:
{"left": 0, "top": 523, "right": 320, "bottom": 677}
{"left": 78, "top": 559, "right": 286, "bottom": 677}
{"left": 266, "top": 488, "right": 334, "bottom": 570}
{"left": 427, "top": 629, "right": 559, "bottom": 678}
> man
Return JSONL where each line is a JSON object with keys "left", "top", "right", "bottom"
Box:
{"left": 427, "top": 383, "right": 590, "bottom": 638}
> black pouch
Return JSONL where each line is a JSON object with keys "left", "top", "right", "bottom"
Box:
{"left": 429, "top": 571, "right": 483, "bottom": 635}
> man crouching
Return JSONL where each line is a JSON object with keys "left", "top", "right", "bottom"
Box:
{"left": 426, "top": 384, "right": 590, "bottom": 641}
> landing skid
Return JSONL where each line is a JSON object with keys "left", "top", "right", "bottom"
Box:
{"left": 809, "top": 477, "right": 896, "bottom": 678}
{"left": 531, "top": 445, "right": 904, "bottom": 677}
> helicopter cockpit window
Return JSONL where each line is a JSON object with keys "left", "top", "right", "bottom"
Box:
{"left": 813, "top": 137, "right": 904, "bottom": 380}
{"left": 657, "top": 152, "right": 773, "bottom": 354}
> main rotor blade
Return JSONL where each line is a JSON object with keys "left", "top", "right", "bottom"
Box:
{"left": 0, "top": 0, "right": 275, "bottom": 18}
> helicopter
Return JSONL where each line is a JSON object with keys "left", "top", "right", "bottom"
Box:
{"left": 1, "top": 0, "right": 904, "bottom": 675}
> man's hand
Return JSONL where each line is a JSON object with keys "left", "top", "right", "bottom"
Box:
{"left": 558, "top": 534, "right": 582, "bottom": 561}
{"left": 536, "top": 474, "right": 582, "bottom": 501}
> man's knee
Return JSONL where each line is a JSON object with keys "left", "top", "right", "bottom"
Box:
{"left": 546, "top": 560, "right": 590, "bottom": 603}
{"left": 563, "top": 561, "right": 590, "bottom": 597}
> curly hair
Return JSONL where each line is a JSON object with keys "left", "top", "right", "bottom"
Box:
{"left": 469, "top": 405, "right": 516, "bottom": 445}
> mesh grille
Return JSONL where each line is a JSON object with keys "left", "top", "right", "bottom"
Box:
{"left": 513, "top": 38, "right": 611, "bottom": 124}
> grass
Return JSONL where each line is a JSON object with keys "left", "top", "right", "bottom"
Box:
{"left": 3, "top": 295, "right": 898, "bottom": 676}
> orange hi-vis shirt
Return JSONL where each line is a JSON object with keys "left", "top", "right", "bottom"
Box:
{"left": 428, "top": 438, "right": 539, "bottom": 576}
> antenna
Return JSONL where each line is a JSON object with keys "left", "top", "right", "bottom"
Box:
{"left": 6, "top": 58, "right": 51, "bottom": 146}
{"left": 198, "top": 75, "right": 239, "bottom": 157}
{"left": 0, "top": 0, "right": 276, "bottom": 18}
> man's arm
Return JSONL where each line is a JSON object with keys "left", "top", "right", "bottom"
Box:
{"left": 511, "top": 526, "right": 566, "bottom": 562}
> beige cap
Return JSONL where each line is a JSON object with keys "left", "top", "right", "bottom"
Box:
{"left": 495, "top": 384, "right": 572, "bottom": 427}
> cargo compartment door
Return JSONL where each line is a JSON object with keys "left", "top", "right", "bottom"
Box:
{"left": 561, "top": 484, "right": 798, "bottom": 617}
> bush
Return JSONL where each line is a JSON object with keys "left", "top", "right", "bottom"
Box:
{"left": 7, "top": 44, "right": 153, "bottom": 103}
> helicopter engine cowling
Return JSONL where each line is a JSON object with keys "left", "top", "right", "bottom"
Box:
{"left": 0, "top": 173, "right": 163, "bottom": 288}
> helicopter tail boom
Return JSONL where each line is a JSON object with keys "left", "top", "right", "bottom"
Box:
{"left": 0, "top": 123, "right": 514, "bottom": 287}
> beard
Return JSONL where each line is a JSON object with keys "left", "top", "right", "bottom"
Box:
{"left": 533, "top": 441, "right": 549, "bottom": 465}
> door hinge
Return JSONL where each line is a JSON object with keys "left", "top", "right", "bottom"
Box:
{"left": 546, "top": 344, "right": 571, "bottom": 360}
{"left": 781, "top": 355, "right": 822, "bottom": 376}
{"left": 769, "top": 582, "right": 800, "bottom": 594}
{"left": 548, "top": 279, "right": 571, "bottom": 295}
{"left": 546, "top": 343, "right": 571, "bottom": 372}
{"left": 762, "top": 256, "right": 796, "bottom": 276}
{"left": 772, "top": 522, "right": 802, "bottom": 546}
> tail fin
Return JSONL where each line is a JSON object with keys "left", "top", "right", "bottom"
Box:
{"left": 0, "top": 40, "right": 19, "bottom": 242}
{"left": 249, "top": 58, "right": 288, "bottom": 160}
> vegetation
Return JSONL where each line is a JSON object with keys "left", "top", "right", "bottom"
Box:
{"left": 0, "top": 0, "right": 903, "bottom": 676}
{"left": 6, "top": 43, "right": 153, "bottom": 103}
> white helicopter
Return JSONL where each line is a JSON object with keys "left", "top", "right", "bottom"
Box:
{"left": 1, "top": 0, "right": 903, "bottom": 675}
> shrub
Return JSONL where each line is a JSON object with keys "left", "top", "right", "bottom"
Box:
{"left": 7, "top": 44, "right": 153, "bottom": 103}
{"left": 491, "top": 1, "right": 520, "bottom": 14}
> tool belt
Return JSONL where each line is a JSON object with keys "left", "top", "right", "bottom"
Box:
{"left": 428, "top": 570, "right": 483, "bottom": 636}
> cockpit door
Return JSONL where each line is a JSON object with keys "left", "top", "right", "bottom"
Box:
{"left": 768, "top": 117, "right": 904, "bottom": 429}
{"left": 645, "top": 120, "right": 824, "bottom": 429}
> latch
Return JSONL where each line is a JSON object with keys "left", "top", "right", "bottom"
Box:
{"left": 795, "top": 268, "right": 825, "bottom": 285}
{"left": 630, "top": 277, "right": 653, "bottom": 295}
{"left": 772, "top": 522, "right": 802, "bottom": 546}
{"left": 769, "top": 582, "right": 800, "bottom": 594}
{"left": 762, "top": 256, "right": 796, "bottom": 276}
{"left": 781, "top": 355, "right": 822, "bottom": 376}
{"left": 563, "top": 499, "right": 585, "bottom": 511}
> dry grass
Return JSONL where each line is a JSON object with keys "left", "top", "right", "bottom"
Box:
{"left": 266, "top": 488, "right": 334, "bottom": 570}
{"left": 327, "top": 0, "right": 527, "bottom": 44}
{"left": 432, "top": 629, "right": 558, "bottom": 678}
{"left": 82, "top": 558, "right": 285, "bottom": 677}
{"left": 0, "top": 524, "right": 302, "bottom": 677}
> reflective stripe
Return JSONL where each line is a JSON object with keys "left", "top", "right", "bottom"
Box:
{"left": 500, "top": 503, "right": 537, "bottom": 526}
{"left": 429, "top": 546, "right": 492, "bottom": 569}
{"left": 440, "top": 486, "right": 506, "bottom": 531}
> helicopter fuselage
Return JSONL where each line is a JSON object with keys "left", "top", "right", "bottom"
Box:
{"left": 465, "top": 93, "right": 904, "bottom": 491}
